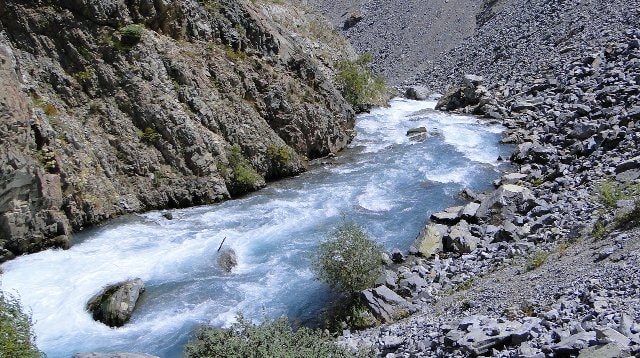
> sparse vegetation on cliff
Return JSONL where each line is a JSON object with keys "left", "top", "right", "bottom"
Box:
{"left": 228, "top": 145, "right": 262, "bottom": 193}
{"left": 119, "top": 24, "right": 145, "bottom": 46}
{"left": 266, "top": 144, "right": 294, "bottom": 167}
{"left": 336, "top": 54, "right": 387, "bottom": 110}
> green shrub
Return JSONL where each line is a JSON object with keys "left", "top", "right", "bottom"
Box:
{"left": 266, "top": 144, "right": 294, "bottom": 167}
{"left": 348, "top": 302, "right": 378, "bottom": 329}
{"left": 227, "top": 145, "right": 262, "bottom": 191}
{"left": 525, "top": 251, "right": 549, "bottom": 271}
{"left": 74, "top": 67, "right": 95, "bottom": 82}
{"left": 0, "top": 292, "right": 43, "bottom": 358}
{"left": 312, "top": 222, "right": 383, "bottom": 296}
{"left": 184, "top": 314, "right": 356, "bottom": 358}
{"left": 140, "top": 127, "right": 159, "bottom": 144}
{"left": 224, "top": 45, "right": 247, "bottom": 62}
{"left": 119, "top": 24, "right": 145, "bottom": 46}
{"left": 336, "top": 54, "right": 387, "bottom": 110}
{"left": 598, "top": 180, "right": 623, "bottom": 208}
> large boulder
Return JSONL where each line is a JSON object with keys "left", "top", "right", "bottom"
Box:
{"left": 510, "top": 142, "right": 557, "bottom": 164}
{"left": 409, "top": 223, "right": 445, "bottom": 257}
{"left": 405, "top": 86, "right": 432, "bottom": 100}
{"left": 476, "top": 184, "right": 535, "bottom": 223}
{"left": 86, "top": 278, "right": 145, "bottom": 327}
{"left": 443, "top": 220, "right": 479, "bottom": 254}
{"left": 430, "top": 206, "right": 464, "bottom": 225}
{"left": 361, "top": 285, "right": 410, "bottom": 323}
{"left": 435, "top": 74, "right": 492, "bottom": 114}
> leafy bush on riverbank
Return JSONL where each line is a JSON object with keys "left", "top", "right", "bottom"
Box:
{"left": 312, "top": 222, "right": 383, "bottom": 296}
{"left": 336, "top": 54, "right": 387, "bottom": 110}
{"left": 184, "top": 315, "right": 357, "bottom": 358}
{"left": 0, "top": 292, "right": 43, "bottom": 357}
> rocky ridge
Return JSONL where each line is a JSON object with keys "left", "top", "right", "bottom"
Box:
{"left": 0, "top": 0, "right": 357, "bottom": 262}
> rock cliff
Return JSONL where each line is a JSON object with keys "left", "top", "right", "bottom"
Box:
{"left": 0, "top": 0, "right": 356, "bottom": 261}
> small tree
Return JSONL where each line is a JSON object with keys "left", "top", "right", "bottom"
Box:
{"left": 335, "top": 54, "right": 387, "bottom": 110}
{"left": 312, "top": 223, "right": 383, "bottom": 296}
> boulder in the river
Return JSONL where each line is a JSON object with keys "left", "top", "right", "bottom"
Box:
{"left": 86, "top": 278, "right": 145, "bottom": 328}
{"left": 218, "top": 248, "right": 238, "bottom": 272}
{"left": 406, "top": 127, "right": 428, "bottom": 142}
{"left": 405, "top": 86, "right": 431, "bottom": 100}
{"left": 72, "top": 353, "right": 159, "bottom": 358}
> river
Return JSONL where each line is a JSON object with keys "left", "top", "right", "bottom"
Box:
{"left": 0, "top": 98, "right": 511, "bottom": 357}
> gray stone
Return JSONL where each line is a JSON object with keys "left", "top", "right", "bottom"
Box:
{"left": 459, "top": 328, "right": 512, "bottom": 356}
{"left": 444, "top": 221, "right": 479, "bottom": 253}
{"left": 86, "top": 278, "right": 145, "bottom": 327}
{"left": 463, "top": 74, "right": 484, "bottom": 86}
{"left": 476, "top": 185, "right": 535, "bottom": 221}
{"left": 405, "top": 86, "right": 431, "bottom": 100}
{"left": 361, "top": 286, "right": 409, "bottom": 323}
{"left": 461, "top": 202, "right": 481, "bottom": 222}
{"left": 570, "top": 122, "right": 598, "bottom": 140}
{"left": 409, "top": 223, "right": 445, "bottom": 257}
{"left": 399, "top": 274, "right": 428, "bottom": 291}
{"left": 512, "top": 101, "right": 537, "bottom": 112}
{"left": 577, "top": 343, "right": 627, "bottom": 358}
{"left": 375, "top": 270, "right": 399, "bottom": 290}
{"left": 380, "top": 335, "right": 404, "bottom": 350}
{"left": 500, "top": 173, "right": 528, "bottom": 185}
{"left": 218, "top": 248, "right": 238, "bottom": 272}
{"left": 493, "top": 221, "right": 520, "bottom": 242}
{"left": 615, "top": 155, "right": 640, "bottom": 174}
{"left": 430, "top": 206, "right": 463, "bottom": 224}
{"left": 552, "top": 332, "right": 597, "bottom": 355}
{"left": 595, "top": 326, "right": 631, "bottom": 349}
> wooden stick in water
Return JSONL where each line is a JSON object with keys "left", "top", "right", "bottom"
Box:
{"left": 217, "top": 237, "right": 227, "bottom": 252}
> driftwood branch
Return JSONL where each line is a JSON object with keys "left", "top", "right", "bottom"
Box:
{"left": 217, "top": 237, "right": 227, "bottom": 252}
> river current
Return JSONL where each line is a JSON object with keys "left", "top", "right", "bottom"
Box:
{"left": 1, "top": 99, "right": 511, "bottom": 357}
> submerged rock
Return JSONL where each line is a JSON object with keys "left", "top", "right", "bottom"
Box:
{"left": 218, "top": 248, "right": 238, "bottom": 272}
{"left": 86, "top": 278, "right": 145, "bottom": 328}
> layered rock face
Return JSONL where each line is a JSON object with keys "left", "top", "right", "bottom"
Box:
{"left": 0, "top": 0, "right": 356, "bottom": 261}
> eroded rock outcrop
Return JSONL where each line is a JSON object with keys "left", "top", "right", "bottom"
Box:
{"left": 0, "top": 0, "right": 357, "bottom": 261}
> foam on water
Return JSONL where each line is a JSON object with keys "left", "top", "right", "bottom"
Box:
{"left": 0, "top": 99, "right": 512, "bottom": 358}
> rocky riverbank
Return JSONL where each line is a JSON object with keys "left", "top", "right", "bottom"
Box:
{"left": 303, "top": 0, "right": 640, "bottom": 356}
{"left": 0, "top": 0, "right": 359, "bottom": 262}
